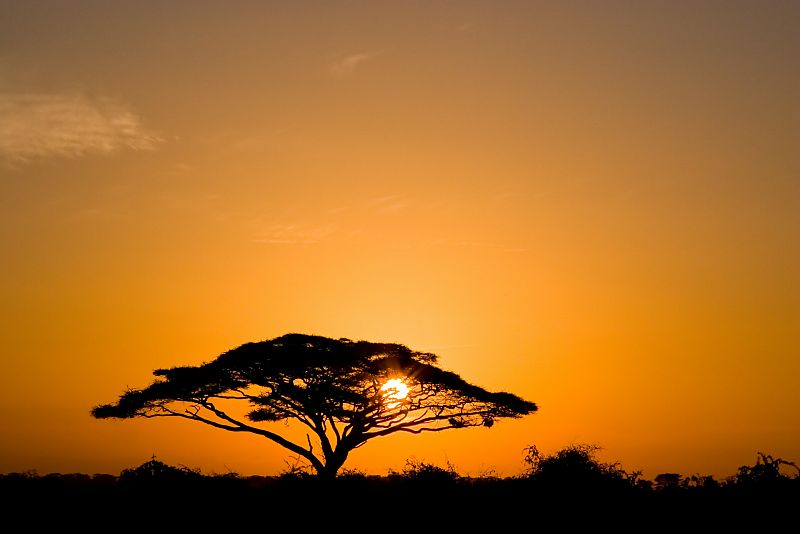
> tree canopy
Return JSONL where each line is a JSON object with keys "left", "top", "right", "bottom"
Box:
{"left": 92, "top": 333, "right": 537, "bottom": 477}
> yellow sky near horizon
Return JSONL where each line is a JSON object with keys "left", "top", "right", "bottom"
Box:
{"left": 0, "top": 1, "right": 798, "bottom": 478}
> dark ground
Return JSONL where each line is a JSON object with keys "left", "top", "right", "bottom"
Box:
{"left": 2, "top": 452, "right": 797, "bottom": 530}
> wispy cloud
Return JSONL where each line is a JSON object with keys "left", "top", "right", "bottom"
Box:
{"left": 368, "top": 194, "right": 408, "bottom": 213}
{"left": 0, "top": 93, "right": 162, "bottom": 162}
{"left": 329, "top": 51, "right": 380, "bottom": 78}
{"left": 254, "top": 223, "right": 335, "bottom": 245}
{"left": 249, "top": 194, "right": 414, "bottom": 246}
{"left": 433, "top": 239, "right": 528, "bottom": 253}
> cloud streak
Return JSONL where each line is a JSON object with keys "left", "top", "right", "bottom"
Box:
{"left": 0, "top": 93, "right": 162, "bottom": 162}
{"left": 329, "top": 51, "right": 380, "bottom": 78}
{"left": 254, "top": 223, "right": 335, "bottom": 245}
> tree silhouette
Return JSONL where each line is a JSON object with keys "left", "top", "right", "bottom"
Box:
{"left": 737, "top": 452, "right": 800, "bottom": 485}
{"left": 92, "top": 333, "right": 537, "bottom": 478}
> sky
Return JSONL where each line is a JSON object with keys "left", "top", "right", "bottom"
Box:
{"left": 0, "top": 1, "right": 798, "bottom": 478}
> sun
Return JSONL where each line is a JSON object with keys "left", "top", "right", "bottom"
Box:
{"left": 381, "top": 378, "right": 409, "bottom": 402}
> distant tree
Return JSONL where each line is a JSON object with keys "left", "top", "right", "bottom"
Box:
{"left": 681, "top": 474, "right": 719, "bottom": 490}
{"left": 119, "top": 457, "right": 200, "bottom": 484}
{"left": 93, "top": 333, "right": 537, "bottom": 478}
{"left": 653, "top": 473, "right": 682, "bottom": 491}
{"left": 736, "top": 452, "right": 800, "bottom": 485}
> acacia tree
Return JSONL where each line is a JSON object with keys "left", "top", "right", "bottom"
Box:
{"left": 93, "top": 333, "right": 537, "bottom": 478}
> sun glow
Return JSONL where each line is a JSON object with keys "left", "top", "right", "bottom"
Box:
{"left": 381, "top": 378, "right": 409, "bottom": 403}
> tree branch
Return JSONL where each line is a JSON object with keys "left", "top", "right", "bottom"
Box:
{"left": 329, "top": 416, "right": 342, "bottom": 446}
{"left": 357, "top": 409, "right": 491, "bottom": 442}
{"left": 184, "top": 400, "right": 325, "bottom": 473}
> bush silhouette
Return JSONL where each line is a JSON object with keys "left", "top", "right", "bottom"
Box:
{"left": 393, "top": 458, "right": 460, "bottom": 484}
{"left": 737, "top": 452, "right": 800, "bottom": 486}
{"left": 523, "top": 444, "right": 636, "bottom": 492}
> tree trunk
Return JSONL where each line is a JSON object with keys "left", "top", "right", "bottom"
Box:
{"left": 316, "top": 466, "right": 338, "bottom": 480}
{"left": 316, "top": 450, "right": 349, "bottom": 479}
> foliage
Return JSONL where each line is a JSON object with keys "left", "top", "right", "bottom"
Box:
{"left": 653, "top": 472, "right": 682, "bottom": 491}
{"left": 392, "top": 458, "right": 460, "bottom": 484}
{"left": 276, "top": 455, "right": 315, "bottom": 481}
{"left": 92, "top": 333, "right": 537, "bottom": 478}
{"left": 736, "top": 452, "right": 800, "bottom": 485}
{"left": 522, "top": 444, "right": 639, "bottom": 491}
{"left": 3, "top": 450, "right": 799, "bottom": 528}
{"left": 119, "top": 457, "right": 201, "bottom": 484}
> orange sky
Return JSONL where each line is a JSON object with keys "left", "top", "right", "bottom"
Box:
{"left": 1, "top": 1, "right": 798, "bottom": 478}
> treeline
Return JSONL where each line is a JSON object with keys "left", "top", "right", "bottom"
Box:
{"left": 5, "top": 444, "right": 797, "bottom": 489}
{"left": 3, "top": 445, "right": 798, "bottom": 527}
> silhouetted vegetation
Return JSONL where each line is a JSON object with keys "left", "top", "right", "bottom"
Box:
{"left": 92, "top": 333, "right": 536, "bottom": 478}
{"left": 523, "top": 443, "right": 637, "bottom": 487}
{"left": 4, "top": 448, "right": 798, "bottom": 527}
